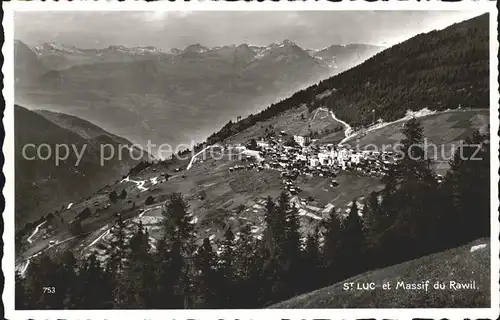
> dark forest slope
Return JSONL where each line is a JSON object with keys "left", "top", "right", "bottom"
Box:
{"left": 35, "top": 109, "right": 132, "bottom": 145}
{"left": 15, "top": 105, "right": 144, "bottom": 231}
{"left": 207, "top": 13, "right": 489, "bottom": 144}
{"left": 272, "top": 238, "right": 490, "bottom": 308}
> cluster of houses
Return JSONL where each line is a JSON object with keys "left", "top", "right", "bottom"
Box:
{"left": 218, "top": 134, "right": 398, "bottom": 217}
{"left": 249, "top": 133, "right": 399, "bottom": 179}
{"left": 228, "top": 155, "right": 265, "bottom": 172}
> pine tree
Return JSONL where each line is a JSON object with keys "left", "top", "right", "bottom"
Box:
{"left": 445, "top": 130, "right": 490, "bottom": 244}
{"left": 322, "top": 207, "right": 341, "bottom": 284}
{"left": 264, "top": 196, "right": 276, "bottom": 235}
{"left": 120, "top": 189, "right": 127, "bottom": 199}
{"left": 234, "top": 224, "right": 254, "bottom": 281}
{"left": 262, "top": 191, "right": 302, "bottom": 303}
{"left": 69, "top": 219, "right": 84, "bottom": 235}
{"left": 249, "top": 238, "right": 271, "bottom": 307}
{"left": 400, "top": 117, "right": 439, "bottom": 252}
{"left": 395, "top": 117, "right": 437, "bottom": 186}
{"left": 76, "top": 253, "right": 114, "bottom": 309}
{"left": 303, "top": 226, "right": 321, "bottom": 292}
{"left": 248, "top": 138, "right": 258, "bottom": 151}
{"left": 160, "top": 193, "right": 195, "bottom": 252}
{"left": 109, "top": 190, "right": 118, "bottom": 203}
{"left": 156, "top": 193, "right": 196, "bottom": 308}
{"left": 15, "top": 271, "right": 30, "bottom": 309}
{"left": 106, "top": 214, "right": 128, "bottom": 307}
{"left": 24, "top": 254, "right": 62, "bottom": 309}
{"left": 125, "top": 221, "right": 156, "bottom": 308}
{"left": 362, "top": 192, "right": 385, "bottom": 244}
{"left": 107, "top": 214, "right": 127, "bottom": 275}
{"left": 233, "top": 223, "right": 260, "bottom": 307}
{"left": 337, "top": 199, "right": 365, "bottom": 279}
{"left": 260, "top": 241, "right": 285, "bottom": 306}
{"left": 379, "top": 117, "right": 439, "bottom": 262}
{"left": 284, "top": 204, "right": 302, "bottom": 258}
{"left": 305, "top": 227, "right": 320, "bottom": 266}
{"left": 261, "top": 194, "right": 286, "bottom": 304}
{"left": 363, "top": 192, "right": 380, "bottom": 236}
{"left": 362, "top": 191, "right": 388, "bottom": 268}
{"left": 145, "top": 195, "right": 155, "bottom": 205}
{"left": 56, "top": 251, "right": 79, "bottom": 308}
{"left": 275, "top": 191, "right": 290, "bottom": 247}
{"left": 16, "top": 236, "right": 26, "bottom": 256}
{"left": 128, "top": 221, "right": 150, "bottom": 263}
{"left": 282, "top": 203, "right": 302, "bottom": 296}
{"left": 152, "top": 238, "right": 184, "bottom": 308}
{"left": 218, "top": 227, "right": 236, "bottom": 308}
{"left": 194, "top": 238, "right": 218, "bottom": 308}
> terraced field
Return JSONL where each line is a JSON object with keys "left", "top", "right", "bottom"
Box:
{"left": 226, "top": 104, "right": 345, "bottom": 145}
{"left": 344, "top": 109, "right": 489, "bottom": 174}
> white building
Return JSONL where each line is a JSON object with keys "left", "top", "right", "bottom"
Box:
{"left": 329, "top": 149, "right": 339, "bottom": 159}
{"left": 296, "top": 154, "right": 307, "bottom": 162}
{"left": 339, "top": 159, "right": 347, "bottom": 170}
{"left": 350, "top": 153, "right": 361, "bottom": 164}
{"left": 361, "top": 150, "right": 373, "bottom": 158}
{"left": 309, "top": 157, "right": 320, "bottom": 167}
{"left": 339, "top": 149, "right": 352, "bottom": 160}
{"left": 318, "top": 152, "right": 333, "bottom": 166}
{"left": 294, "top": 135, "right": 310, "bottom": 147}
{"left": 234, "top": 145, "right": 246, "bottom": 152}
{"left": 257, "top": 140, "right": 269, "bottom": 148}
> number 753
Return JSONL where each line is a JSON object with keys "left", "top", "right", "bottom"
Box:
{"left": 42, "top": 286, "right": 56, "bottom": 294}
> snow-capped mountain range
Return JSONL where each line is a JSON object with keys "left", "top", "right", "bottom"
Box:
{"left": 26, "top": 39, "right": 384, "bottom": 71}
{"left": 14, "top": 38, "right": 385, "bottom": 157}
{"left": 32, "top": 42, "right": 166, "bottom": 57}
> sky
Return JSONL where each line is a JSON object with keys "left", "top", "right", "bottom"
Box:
{"left": 15, "top": 10, "right": 485, "bottom": 50}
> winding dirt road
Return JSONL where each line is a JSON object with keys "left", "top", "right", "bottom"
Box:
{"left": 187, "top": 145, "right": 224, "bottom": 170}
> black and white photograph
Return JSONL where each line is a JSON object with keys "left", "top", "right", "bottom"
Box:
{"left": 3, "top": 3, "right": 499, "bottom": 319}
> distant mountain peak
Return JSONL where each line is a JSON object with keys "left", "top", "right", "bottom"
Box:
{"left": 252, "top": 39, "right": 310, "bottom": 62}
{"left": 33, "top": 42, "right": 83, "bottom": 56}
{"left": 32, "top": 42, "right": 165, "bottom": 57}
{"left": 183, "top": 43, "right": 209, "bottom": 54}
{"left": 280, "top": 39, "right": 296, "bottom": 46}
{"left": 170, "top": 48, "right": 182, "bottom": 55}
{"left": 107, "top": 44, "right": 127, "bottom": 50}
{"left": 270, "top": 39, "right": 298, "bottom": 49}
{"left": 106, "top": 45, "right": 164, "bottom": 55}
{"left": 14, "top": 39, "right": 34, "bottom": 53}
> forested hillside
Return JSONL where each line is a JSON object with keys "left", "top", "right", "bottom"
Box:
{"left": 15, "top": 106, "right": 144, "bottom": 232}
{"left": 207, "top": 13, "right": 489, "bottom": 144}
{"left": 35, "top": 109, "right": 132, "bottom": 144}
{"left": 318, "top": 12, "right": 489, "bottom": 128}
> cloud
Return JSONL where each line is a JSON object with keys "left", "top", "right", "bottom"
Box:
{"left": 142, "top": 10, "right": 193, "bottom": 22}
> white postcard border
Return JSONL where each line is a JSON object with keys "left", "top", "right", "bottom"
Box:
{"left": 2, "top": 1, "right": 499, "bottom": 319}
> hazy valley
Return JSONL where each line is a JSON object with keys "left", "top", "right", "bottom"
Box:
{"left": 15, "top": 40, "right": 384, "bottom": 153}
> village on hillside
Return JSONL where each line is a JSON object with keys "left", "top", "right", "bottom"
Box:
{"left": 184, "top": 129, "right": 399, "bottom": 226}
{"left": 17, "top": 124, "right": 406, "bottom": 274}
{"left": 68, "top": 130, "right": 400, "bottom": 268}
{"left": 225, "top": 130, "right": 399, "bottom": 193}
